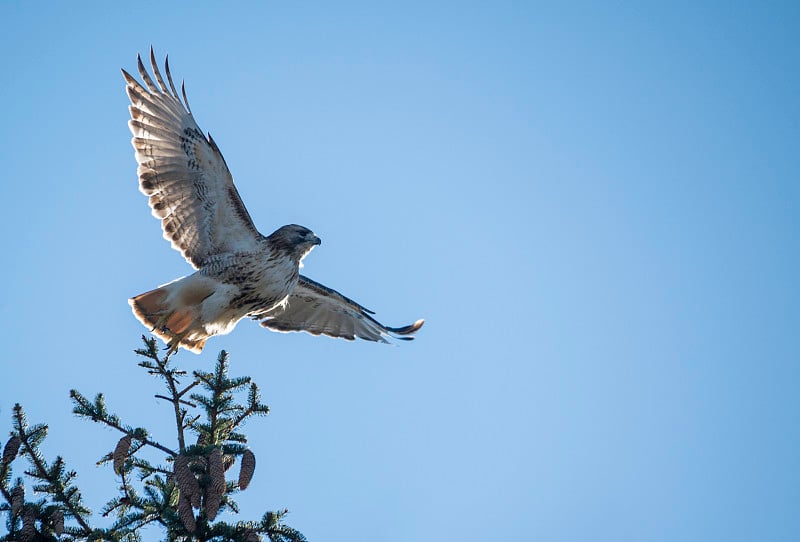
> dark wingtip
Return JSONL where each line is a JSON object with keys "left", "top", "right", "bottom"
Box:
{"left": 181, "top": 79, "right": 192, "bottom": 114}
{"left": 164, "top": 54, "right": 180, "bottom": 98}
{"left": 388, "top": 318, "right": 425, "bottom": 336}
{"left": 149, "top": 46, "right": 169, "bottom": 93}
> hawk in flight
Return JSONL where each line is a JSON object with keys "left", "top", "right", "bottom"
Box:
{"left": 123, "top": 49, "right": 423, "bottom": 353}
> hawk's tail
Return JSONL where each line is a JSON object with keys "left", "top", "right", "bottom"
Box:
{"left": 129, "top": 286, "right": 206, "bottom": 353}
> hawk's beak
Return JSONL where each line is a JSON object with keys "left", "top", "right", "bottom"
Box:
{"left": 313, "top": 235, "right": 322, "bottom": 246}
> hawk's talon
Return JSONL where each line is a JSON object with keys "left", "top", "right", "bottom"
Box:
{"left": 150, "top": 310, "right": 176, "bottom": 334}
{"left": 163, "top": 328, "right": 190, "bottom": 356}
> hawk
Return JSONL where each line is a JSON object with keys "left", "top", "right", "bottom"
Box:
{"left": 123, "top": 49, "right": 424, "bottom": 353}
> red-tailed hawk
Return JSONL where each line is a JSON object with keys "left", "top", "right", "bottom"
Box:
{"left": 123, "top": 49, "right": 424, "bottom": 353}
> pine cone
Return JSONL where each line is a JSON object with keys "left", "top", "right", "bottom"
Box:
{"left": 190, "top": 485, "right": 201, "bottom": 509}
{"left": 239, "top": 449, "right": 256, "bottom": 490}
{"left": 208, "top": 447, "right": 226, "bottom": 495}
{"left": 11, "top": 485, "right": 24, "bottom": 517}
{"left": 204, "top": 447, "right": 225, "bottom": 520}
{"left": 244, "top": 529, "right": 260, "bottom": 541}
{"left": 113, "top": 435, "right": 132, "bottom": 474}
{"left": 204, "top": 483, "right": 220, "bottom": 521}
{"left": 174, "top": 455, "right": 201, "bottom": 508}
{"left": 2, "top": 436, "right": 20, "bottom": 464}
{"left": 52, "top": 509, "right": 65, "bottom": 535}
{"left": 21, "top": 506, "right": 36, "bottom": 541}
{"left": 178, "top": 493, "right": 196, "bottom": 533}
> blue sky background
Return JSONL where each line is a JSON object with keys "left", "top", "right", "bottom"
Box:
{"left": 1, "top": 2, "right": 798, "bottom": 540}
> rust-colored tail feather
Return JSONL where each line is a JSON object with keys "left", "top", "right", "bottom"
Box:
{"left": 129, "top": 287, "right": 206, "bottom": 353}
{"left": 129, "top": 288, "right": 168, "bottom": 330}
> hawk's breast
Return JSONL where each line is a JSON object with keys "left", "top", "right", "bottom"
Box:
{"left": 201, "top": 249, "right": 299, "bottom": 317}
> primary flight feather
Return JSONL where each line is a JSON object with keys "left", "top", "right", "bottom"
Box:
{"left": 124, "top": 48, "right": 423, "bottom": 353}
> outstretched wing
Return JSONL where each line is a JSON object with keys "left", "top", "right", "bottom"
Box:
{"left": 256, "top": 275, "right": 424, "bottom": 343}
{"left": 123, "top": 48, "right": 262, "bottom": 269}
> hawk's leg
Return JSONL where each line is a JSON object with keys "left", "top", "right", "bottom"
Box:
{"left": 151, "top": 310, "right": 176, "bottom": 335}
{"left": 165, "top": 330, "right": 190, "bottom": 355}
{"left": 149, "top": 310, "right": 195, "bottom": 354}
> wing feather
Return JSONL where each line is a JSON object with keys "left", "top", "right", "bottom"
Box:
{"left": 137, "top": 52, "right": 159, "bottom": 92}
{"left": 256, "top": 275, "right": 424, "bottom": 343}
{"left": 124, "top": 48, "right": 262, "bottom": 268}
{"left": 164, "top": 56, "right": 180, "bottom": 97}
{"left": 148, "top": 47, "right": 170, "bottom": 93}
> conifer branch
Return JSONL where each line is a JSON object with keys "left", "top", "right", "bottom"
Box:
{"left": 2, "top": 337, "right": 304, "bottom": 541}
{"left": 233, "top": 383, "right": 271, "bottom": 428}
{"left": 155, "top": 394, "right": 197, "bottom": 408}
{"left": 11, "top": 404, "right": 94, "bottom": 536}
{"left": 70, "top": 390, "right": 176, "bottom": 457}
{"left": 135, "top": 335, "right": 197, "bottom": 453}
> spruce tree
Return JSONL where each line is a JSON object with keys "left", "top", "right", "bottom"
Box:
{"left": 0, "top": 336, "right": 306, "bottom": 542}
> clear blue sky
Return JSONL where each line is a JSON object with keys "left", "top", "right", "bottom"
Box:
{"left": 1, "top": 2, "right": 798, "bottom": 541}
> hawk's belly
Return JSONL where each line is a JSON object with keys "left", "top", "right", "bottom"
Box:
{"left": 196, "top": 254, "right": 299, "bottom": 338}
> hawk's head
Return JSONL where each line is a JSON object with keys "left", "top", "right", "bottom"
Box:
{"left": 267, "top": 224, "right": 321, "bottom": 264}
